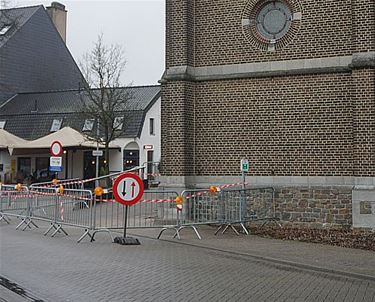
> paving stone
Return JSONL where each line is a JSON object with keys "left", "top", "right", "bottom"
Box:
{"left": 0, "top": 222, "right": 374, "bottom": 302}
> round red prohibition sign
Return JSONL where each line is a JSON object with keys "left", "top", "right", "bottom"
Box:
{"left": 112, "top": 173, "right": 144, "bottom": 206}
{"left": 50, "top": 141, "right": 63, "bottom": 156}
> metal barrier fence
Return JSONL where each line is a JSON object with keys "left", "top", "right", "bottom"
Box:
{"left": 1, "top": 175, "right": 278, "bottom": 242}
{"left": 180, "top": 187, "right": 277, "bottom": 236}
{"left": 31, "top": 178, "right": 84, "bottom": 190}
{"left": 29, "top": 186, "right": 93, "bottom": 239}
{"left": 88, "top": 190, "right": 181, "bottom": 242}
{"left": 141, "top": 161, "right": 161, "bottom": 188}
{"left": 0, "top": 184, "right": 32, "bottom": 229}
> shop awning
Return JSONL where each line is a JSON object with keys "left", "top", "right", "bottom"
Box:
{"left": 0, "top": 129, "right": 28, "bottom": 150}
{"left": 9, "top": 127, "right": 120, "bottom": 155}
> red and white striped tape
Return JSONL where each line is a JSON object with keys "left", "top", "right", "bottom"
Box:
{"left": 184, "top": 182, "right": 248, "bottom": 200}
{"left": 60, "top": 200, "right": 64, "bottom": 221}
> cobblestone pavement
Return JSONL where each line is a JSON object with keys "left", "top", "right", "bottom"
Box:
{"left": 0, "top": 222, "right": 375, "bottom": 302}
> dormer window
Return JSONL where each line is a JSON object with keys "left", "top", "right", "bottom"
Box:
{"left": 50, "top": 119, "right": 62, "bottom": 132}
{"left": 0, "top": 24, "right": 12, "bottom": 35}
{"left": 113, "top": 116, "right": 124, "bottom": 130}
{"left": 0, "top": 120, "right": 6, "bottom": 129}
{"left": 82, "top": 119, "right": 94, "bottom": 131}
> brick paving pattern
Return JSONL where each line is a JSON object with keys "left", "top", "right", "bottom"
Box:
{"left": 1, "top": 223, "right": 375, "bottom": 302}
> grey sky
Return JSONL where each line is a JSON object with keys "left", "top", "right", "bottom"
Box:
{"left": 9, "top": 0, "right": 165, "bottom": 86}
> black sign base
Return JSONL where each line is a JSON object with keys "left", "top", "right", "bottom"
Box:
{"left": 114, "top": 236, "right": 140, "bottom": 245}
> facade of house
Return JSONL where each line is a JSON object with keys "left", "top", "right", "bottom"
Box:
{"left": 0, "top": 85, "right": 161, "bottom": 183}
{"left": 0, "top": 3, "right": 161, "bottom": 184}
{"left": 160, "top": 0, "right": 375, "bottom": 228}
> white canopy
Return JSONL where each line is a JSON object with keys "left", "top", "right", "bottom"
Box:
{"left": 0, "top": 129, "right": 28, "bottom": 149}
{"left": 11, "top": 127, "right": 119, "bottom": 151}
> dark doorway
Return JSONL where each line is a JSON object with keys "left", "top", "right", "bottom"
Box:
{"left": 83, "top": 151, "right": 106, "bottom": 182}
{"left": 123, "top": 150, "right": 139, "bottom": 170}
{"left": 147, "top": 150, "right": 154, "bottom": 179}
{"left": 17, "top": 157, "right": 31, "bottom": 183}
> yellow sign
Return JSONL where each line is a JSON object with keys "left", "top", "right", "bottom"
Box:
{"left": 11, "top": 159, "right": 16, "bottom": 174}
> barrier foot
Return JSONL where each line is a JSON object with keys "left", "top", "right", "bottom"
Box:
{"left": 21, "top": 219, "right": 39, "bottom": 231}
{"left": 77, "top": 229, "right": 95, "bottom": 243}
{"left": 44, "top": 223, "right": 55, "bottom": 236}
{"left": 0, "top": 214, "right": 10, "bottom": 224}
{"left": 90, "top": 230, "right": 114, "bottom": 243}
{"left": 227, "top": 224, "right": 240, "bottom": 236}
{"left": 239, "top": 223, "right": 249, "bottom": 235}
{"left": 180, "top": 225, "right": 202, "bottom": 240}
{"left": 217, "top": 224, "right": 240, "bottom": 236}
{"left": 172, "top": 229, "right": 181, "bottom": 240}
{"left": 15, "top": 218, "right": 28, "bottom": 230}
{"left": 214, "top": 225, "right": 224, "bottom": 235}
{"left": 51, "top": 224, "right": 68, "bottom": 237}
{"left": 157, "top": 227, "right": 169, "bottom": 239}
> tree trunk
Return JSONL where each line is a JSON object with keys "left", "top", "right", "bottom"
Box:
{"left": 105, "top": 143, "right": 111, "bottom": 187}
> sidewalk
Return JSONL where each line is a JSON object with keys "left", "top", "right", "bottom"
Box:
{"left": 129, "top": 225, "right": 375, "bottom": 280}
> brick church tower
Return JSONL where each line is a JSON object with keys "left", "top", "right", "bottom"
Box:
{"left": 161, "top": 0, "right": 375, "bottom": 227}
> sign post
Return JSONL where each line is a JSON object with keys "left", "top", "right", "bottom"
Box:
{"left": 112, "top": 172, "right": 144, "bottom": 245}
{"left": 50, "top": 141, "right": 63, "bottom": 173}
{"left": 240, "top": 159, "right": 249, "bottom": 189}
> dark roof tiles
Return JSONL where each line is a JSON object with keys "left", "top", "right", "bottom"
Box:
{"left": 0, "top": 85, "right": 160, "bottom": 140}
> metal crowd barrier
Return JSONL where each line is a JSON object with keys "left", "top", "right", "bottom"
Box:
{"left": 88, "top": 190, "right": 181, "bottom": 242}
{"left": 1, "top": 177, "right": 278, "bottom": 243}
{"left": 31, "top": 178, "right": 84, "bottom": 190}
{"left": 181, "top": 187, "right": 277, "bottom": 235}
{"left": 29, "top": 186, "right": 93, "bottom": 239}
{"left": 0, "top": 184, "right": 34, "bottom": 229}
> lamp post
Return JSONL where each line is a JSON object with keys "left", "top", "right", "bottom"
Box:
{"left": 95, "top": 118, "right": 100, "bottom": 187}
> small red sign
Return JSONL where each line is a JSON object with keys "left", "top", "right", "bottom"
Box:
{"left": 112, "top": 173, "right": 144, "bottom": 206}
{"left": 50, "top": 141, "right": 63, "bottom": 156}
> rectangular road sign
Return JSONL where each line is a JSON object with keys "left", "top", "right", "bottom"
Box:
{"left": 50, "top": 156, "right": 62, "bottom": 172}
{"left": 50, "top": 156, "right": 62, "bottom": 166}
{"left": 241, "top": 159, "right": 249, "bottom": 172}
{"left": 92, "top": 150, "right": 103, "bottom": 157}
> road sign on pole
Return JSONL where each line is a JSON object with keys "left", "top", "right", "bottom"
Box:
{"left": 112, "top": 172, "right": 144, "bottom": 245}
{"left": 113, "top": 173, "right": 144, "bottom": 206}
{"left": 49, "top": 156, "right": 62, "bottom": 172}
{"left": 241, "top": 159, "right": 249, "bottom": 172}
{"left": 50, "top": 141, "right": 63, "bottom": 156}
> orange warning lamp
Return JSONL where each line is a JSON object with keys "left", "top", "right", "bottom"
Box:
{"left": 52, "top": 178, "right": 59, "bottom": 185}
{"left": 95, "top": 186, "right": 104, "bottom": 197}
{"left": 209, "top": 185, "right": 218, "bottom": 193}
{"left": 58, "top": 185, "right": 64, "bottom": 194}
{"left": 175, "top": 196, "right": 183, "bottom": 205}
{"left": 175, "top": 196, "right": 183, "bottom": 211}
{"left": 15, "top": 183, "right": 22, "bottom": 191}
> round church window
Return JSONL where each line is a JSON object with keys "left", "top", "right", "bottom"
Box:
{"left": 255, "top": 1, "right": 292, "bottom": 41}
{"left": 242, "top": 0, "right": 302, "bottom": 51}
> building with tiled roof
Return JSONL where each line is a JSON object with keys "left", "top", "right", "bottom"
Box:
{"left": 0, "top": 3, "right": 84, "bottom": 107}
{"left": 0, "top": 3, "right": 161, "bottom": 184}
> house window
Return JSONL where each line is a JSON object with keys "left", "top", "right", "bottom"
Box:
{"left": 113, "top": 116, "right": 124, "bottom": 130}
{"left": 82, "top": 119, "right": 94, "bottom": 131}
{"left": 0, "top": 25, "right": 11, "bottom": 35}
{"left": 50, "top": 119, "right": 62, "bottom": 132}
{"left": 0, "top": 120, "right": 6, "bottom": 129}
{"left": 149, "top": 118, "right": 155, "bottom": 135}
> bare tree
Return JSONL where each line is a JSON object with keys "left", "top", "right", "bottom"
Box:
{"left": 79, "top": 34, "right": 133, "bottom": 178}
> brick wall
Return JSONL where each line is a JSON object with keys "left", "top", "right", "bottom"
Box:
{"left": 352, "top": 69, "right": 375, "bottom": 177}
{"left": 166, "top": 0, "right": 374, "bottom": 68}
{"left": 161, "top": 0, "right": 374, "bottom": 228}
{"left": 161, "top": 81, "right": 194, "bottom": 175}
